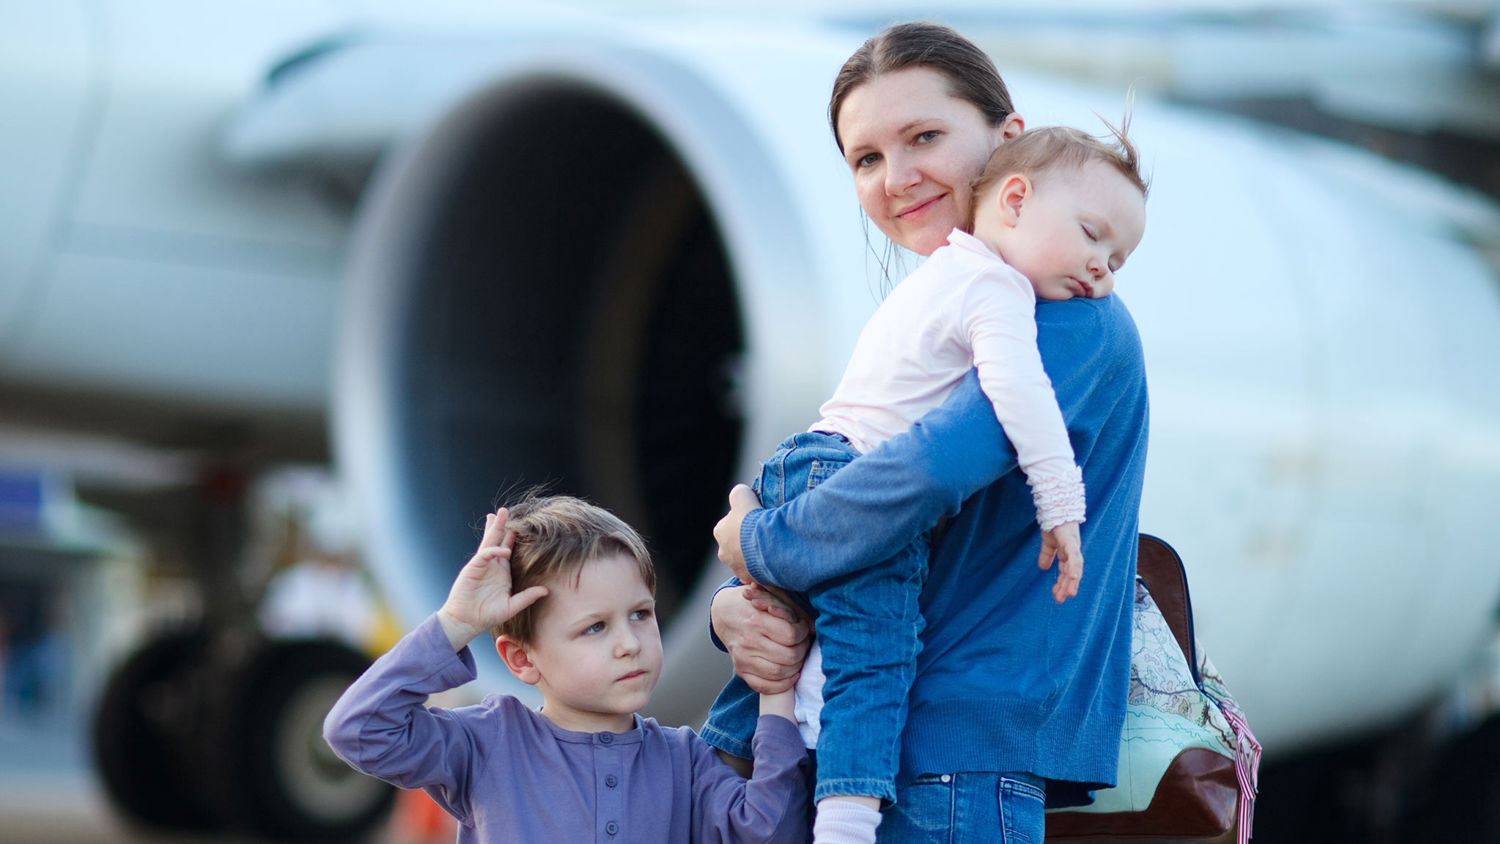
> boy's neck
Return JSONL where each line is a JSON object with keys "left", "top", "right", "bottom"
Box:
{"left": 538, "top": 702, "right": 636, "bottom": 734}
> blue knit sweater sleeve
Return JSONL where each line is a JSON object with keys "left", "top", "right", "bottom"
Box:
{"left": 741, "top": 368, "right": 1009, "bottom": 591}
{"left": 742, "top": 298, "right": 1120, "bottom": 593}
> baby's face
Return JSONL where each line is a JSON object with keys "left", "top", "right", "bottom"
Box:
{"left": 981, "top": 159, "right": 1146, "bottom": 301}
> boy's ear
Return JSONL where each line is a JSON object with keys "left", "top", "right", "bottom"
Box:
{"left": 496, "top": 636, "right": 542, "bottom": 686}
{"left": 999, "top": 174, "right": 1031, "bottom": 226}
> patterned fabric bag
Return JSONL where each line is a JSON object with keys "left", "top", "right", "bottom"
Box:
{"left": 1047, "top": 535, "right": 1261, "bottom": 844}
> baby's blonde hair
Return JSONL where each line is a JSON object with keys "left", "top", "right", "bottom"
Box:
{"left": 966, "top": 118, "right": 1149, "bottom": 232}
{"left": 491, "top": 494, "right": 654, "bottom": 644}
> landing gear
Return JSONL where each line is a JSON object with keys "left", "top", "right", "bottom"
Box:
{"left": 92, "top": 631, "right": 394, "bottom": 841}
{"left": 1400, "top": 714, "right": 1500, "bottom": 843}
{"left": 91, "top": 628, "right": 220, "bottom": 831}
{"left": 1252, "top": 711, "right": 1500, "bottom": 843}
{"left": 214, "top": 639, "right": 396, "bottom": 841}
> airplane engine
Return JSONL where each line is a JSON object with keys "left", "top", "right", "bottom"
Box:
{"left": 330, "top": 29, "right": 879, "bottom": 726}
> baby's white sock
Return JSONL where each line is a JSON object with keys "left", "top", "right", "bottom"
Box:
{"left": 812, "top": 797, "right": 882, "bottom": 844}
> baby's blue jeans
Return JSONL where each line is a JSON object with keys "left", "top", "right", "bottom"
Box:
{"left": 700, "top": 431, "right": 929, "bottom": 804}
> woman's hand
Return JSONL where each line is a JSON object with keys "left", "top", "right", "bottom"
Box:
{"left": 711, "top": 584, "right": 811, "bottom": 694}
{"left": 713, "top": 484, "right": 761, "bottom": 583}
{"left": 1039, "top": 521, "right": 1083, "bottom": 603}
{"left": 437, "top": 508, "right": 550, "bottom": 650}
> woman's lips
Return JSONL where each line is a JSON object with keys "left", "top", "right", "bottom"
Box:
{"left": 896, "top": 194, "right": 943, "bottom": 219}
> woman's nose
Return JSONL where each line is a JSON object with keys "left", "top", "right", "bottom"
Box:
{"left": 885, "top": 154, "right": 920, "bottom": 195}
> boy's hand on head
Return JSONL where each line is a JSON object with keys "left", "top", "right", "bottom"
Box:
{"left": 437, "top": 508, "right": 550, "bottom": 651}
{"left": 713, "top": 484, "right": 761, "bottom": 584}
{"left": 1039, "top": 521, "right": 1083, "bottom": 603}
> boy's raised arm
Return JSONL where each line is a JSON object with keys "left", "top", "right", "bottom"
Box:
{"left": 321, "top": 613, "right": 484, "bottom": 816}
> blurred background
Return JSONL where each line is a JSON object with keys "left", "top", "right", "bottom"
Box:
{"left": 2, "top": 1, "right": 1498, "bottom": 841}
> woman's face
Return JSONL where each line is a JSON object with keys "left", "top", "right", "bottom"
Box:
{"left": 837, "top": 66, "right": 1021, "bottom": 256}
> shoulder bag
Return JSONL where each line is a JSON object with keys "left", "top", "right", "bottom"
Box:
{"left": 1045, "top": 534, "right": 1261, "bottom": 844}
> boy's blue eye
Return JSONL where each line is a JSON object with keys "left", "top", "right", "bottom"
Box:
{"left": 631, "top": 608, "right": 653, "bottom": 621}
{"left": 585, "top": 621, "right": 605, "bottom": 635}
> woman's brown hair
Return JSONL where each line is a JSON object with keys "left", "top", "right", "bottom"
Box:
{"left": 829, "top": 21, "right": 1015, "bottom": 154}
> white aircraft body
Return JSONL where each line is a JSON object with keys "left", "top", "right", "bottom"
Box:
{"left": 3, "top": 1, "right": 1498, "bottom": 839}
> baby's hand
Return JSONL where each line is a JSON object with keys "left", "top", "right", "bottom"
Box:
{"left": 437, "top": 508, "right": 550, "bottom": 650}
{"left": 1038, "top": 521, "right": 1083, "bottom": 603}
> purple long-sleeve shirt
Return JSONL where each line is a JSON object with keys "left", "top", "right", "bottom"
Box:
{"left": 324, "top": 614, "right": 809, "bottom": 843}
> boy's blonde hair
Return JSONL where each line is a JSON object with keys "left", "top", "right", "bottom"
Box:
{"left": 966, "top": 119, "right": 1149, "bottom": 232}
{"left": 491, "top": 495, "right": 654, "bottom": 644}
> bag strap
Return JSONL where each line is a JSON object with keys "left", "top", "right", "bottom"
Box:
{"left": 1136, "top": 533, "right": 1199, "bottom": 683}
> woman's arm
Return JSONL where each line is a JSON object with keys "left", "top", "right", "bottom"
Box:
{"left": 732, "top": 368, "right": 1018, "bottom": 592}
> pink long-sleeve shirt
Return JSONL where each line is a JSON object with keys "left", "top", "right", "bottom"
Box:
{"left": 814, "top": 229, "right": 1085, "bottom": 529}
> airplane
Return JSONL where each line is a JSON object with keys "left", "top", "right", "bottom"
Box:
{"left": 2, "top": 0, "right": 1498, "bottom": 840}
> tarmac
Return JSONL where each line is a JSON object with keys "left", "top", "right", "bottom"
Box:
{"left": 0, "top": 705, "right": 439, "bottom": 844}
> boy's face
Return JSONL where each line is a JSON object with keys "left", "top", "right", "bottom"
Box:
{"left": 508, "top": 553, "right": 662, "bottom": 733}
{"left": 978, "top": 159, "right": 1146, "bottom": 301}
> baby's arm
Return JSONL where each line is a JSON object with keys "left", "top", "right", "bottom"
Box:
{"left": 965, "top": 269, "right": 1085, "bottom": 601}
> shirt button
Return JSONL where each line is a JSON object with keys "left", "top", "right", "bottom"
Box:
{"left": 940, "top": 774, "right": 952, "bottom": 783}
{"left": 599, "top": 732, "right": 614, "bottom": 745}
{"left": 605, "top": 774, "right": 618, "bottom": 788}
{"left": 606, "top": 821, "right": 620, "bottom": 835}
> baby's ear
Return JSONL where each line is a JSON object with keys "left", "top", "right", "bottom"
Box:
{"left": 496, "top": 636, "right": 542, "bottom": 685}
{"left": 999, "top": 174, "right": 1031, "bottom": 224}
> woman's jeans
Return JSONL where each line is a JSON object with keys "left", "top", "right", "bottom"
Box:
{"left": 700, "top": 431, "right": 928, "bottom": 804}
{"left": 880, "top": 772, "right": 1047, "bottom": 843}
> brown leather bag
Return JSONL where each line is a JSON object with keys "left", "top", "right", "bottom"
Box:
{"left": 1045, "top": 534, "right": 1259, "bottom": 844}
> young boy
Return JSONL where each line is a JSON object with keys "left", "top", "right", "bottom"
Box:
{"left": 703, "top": 123, "right": 1148, "bottom": 843}
{"left": 325, "top": 495, "right": 810, "bottom": 843}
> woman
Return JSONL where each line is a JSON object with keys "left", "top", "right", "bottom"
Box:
{"left": 706, "top": 21, "right": 1149, "bottom": 842}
